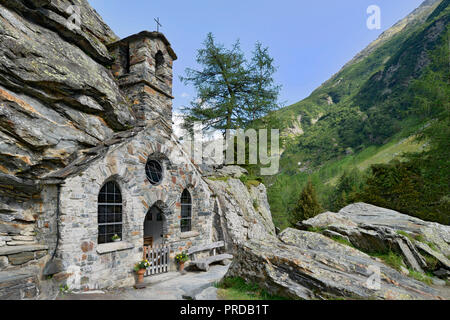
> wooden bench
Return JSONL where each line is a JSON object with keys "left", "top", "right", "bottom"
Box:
{"left": 187, "top": 241, "right": 233, "bottom": 272}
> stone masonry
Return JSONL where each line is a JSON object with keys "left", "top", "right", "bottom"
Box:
{"left": 109, "top": 31, "right": 177, "bottom": 130}
{"left": 46, "top": 124, "right": 216, "bottom": 290}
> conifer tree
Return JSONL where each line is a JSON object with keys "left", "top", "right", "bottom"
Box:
{"left": 180, "top": 33, "right": 281, "bottom": 132}
{"left": 330, "top": 168, "right": 364, "bottom": 212}
{"left": 290, "top": 179, "right": 323, "bottom": 225}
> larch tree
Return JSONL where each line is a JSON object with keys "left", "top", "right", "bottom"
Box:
{"left": 290, "top": 179, "right": 323, "bottom": 225}
{"left": 180, "top": 33, "right": 281, "bottom": 133}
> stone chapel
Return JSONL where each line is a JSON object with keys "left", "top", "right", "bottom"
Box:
{"left": 1, "top": 30, "right": 219, "bottom": 291}
{"left": 0, "top": 1, "right": 277, "bottom": 299}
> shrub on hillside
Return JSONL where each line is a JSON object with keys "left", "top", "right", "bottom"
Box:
{"left": 359, "top": 160, "right": 449, "bottom": 225}
{"left": 329, "top": 168, "right": 364, "bottom": 212}
{"left": 289, "top": 179, "right": 323, "bottom": 225}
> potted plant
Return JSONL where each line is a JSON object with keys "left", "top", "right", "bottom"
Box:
{"left": 111, "top": 234, "right": 121, "bottom": 242}
{"left": 134, "top": 259, "right": 150, "bottom": 285}
{"left": 175, "top": 252, "right": 189, "bottom": 272}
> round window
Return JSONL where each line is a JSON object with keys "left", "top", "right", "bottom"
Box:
{"left": 145, "top": 160, "right": 163, "bottom": 185}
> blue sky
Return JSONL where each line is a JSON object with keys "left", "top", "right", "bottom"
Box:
{"left": 89, "top": 0, "right": 424, "bottom": 112}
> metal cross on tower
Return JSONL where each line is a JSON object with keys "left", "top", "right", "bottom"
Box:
{"left": 154, "top": 17, "right": 162, "bottom": 32}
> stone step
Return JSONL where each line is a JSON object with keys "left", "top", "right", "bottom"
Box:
{"left": 181, "top": 282, "right": 214, "bottom": 300}
{"left": 0, "top": 245, "right": 48, "bottom": 256}
{"left": 0, "top": 271, "right": 39, "bottom": 300}
{"left": 194, "top": 286, "right": 218, "bottom": 300}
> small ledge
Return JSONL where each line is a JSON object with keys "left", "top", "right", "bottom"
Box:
{"left": 180, "top": 231, "right": 200, "bottom": 239}
{"left": 0, "top": 270, "right": 36, "bottom": 283}
{"left": 0, "top": 245, "right": 48, "bottom": 256}
{"left": 96, "top": 242, "right": 134, "bottom": 255}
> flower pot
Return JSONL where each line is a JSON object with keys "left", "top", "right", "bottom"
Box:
{"left": 113, "top": 239, "right": 121, "bottom": 242}
{"left": 136, "top": 268, "right": 146, "bottom": 284}
{"left": 179, "top": 261, "right": 185, "bottom": 272}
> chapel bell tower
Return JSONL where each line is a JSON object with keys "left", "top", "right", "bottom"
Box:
{"left": 108, "top": 31, "right": 177, "bottom": 132}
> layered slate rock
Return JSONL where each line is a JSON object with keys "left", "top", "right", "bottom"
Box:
{"left": 0, "top": 0, "right": 136, "bottom": 297}
{"left": 0, "top": 0, "right": 119, "bottom": 64}
{"left": 226, "top": 228, "right": 446, "bottom": 300}
{"left": 0, "top": 270, "right": 39, "bottom": 299}
{"left": 205, "top": 170, "right": 277, "bottom": 247}
{"left": 297, "top": 203, "right": 450, "bottom": 277}
{"left": 0, "top": 0, "right": 136, "bottom": 185}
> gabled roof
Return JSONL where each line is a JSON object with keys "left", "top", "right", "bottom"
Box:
{"left": 107, "top": 31, "right": 178, "bottom": 61}
{"left": 41, "top": 116, "right": 174, "bottom": 182}
{"left": 42, "top": 126, "right": 145, "bottom": 181}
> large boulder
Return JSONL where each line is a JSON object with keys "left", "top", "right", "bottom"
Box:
{"left": 297, "top": 203, "right": 450, "bottom": 277}
{"left": 206, "top": 174, "right": 276, "bottom": 247}
{"left": 225, "top": 228, "right": 446, "bottom": 300}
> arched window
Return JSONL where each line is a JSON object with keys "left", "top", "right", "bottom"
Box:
{"left": 98, "top": 181, "right": 122, "bottom": 244}
{"left": 180, "top": 189, "right": 192, "bottom": 232}
{"left": 155, "top": 51, "right": 165, "bottom": 78}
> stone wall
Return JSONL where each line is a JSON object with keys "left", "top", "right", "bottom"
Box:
{"left": 52, "top": 126, "right": 215, "bottom": 290}
{"left": 0, "top": 186, "right": 57, "bottom": 270}
{"left": 0, "top": 271, "right": 40, "bottom": 300}
{"left": 109, "top": 32, "right": 176, "bottom": 130}
{"left": 0, "top": 185, "right": 58, "bottom": 298}
{"left": 121, "top": 82, "right": 173, "bottom": 131}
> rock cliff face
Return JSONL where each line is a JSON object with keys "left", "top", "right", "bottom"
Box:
{"left": 0, "top": 0, "right": 135, "bottom": 298}
{"left": 0, "top": 2, "right": 138, "bottom": 287}
{"left": 0, "top": 0, "right": 135, "bottom": 186}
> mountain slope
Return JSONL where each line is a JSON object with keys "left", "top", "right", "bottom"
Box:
{"left": 262, "top": 0, "right": 449, "bottom": 229}
{"left": 277, "top": 0, "right": 443, "bottom": 141}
